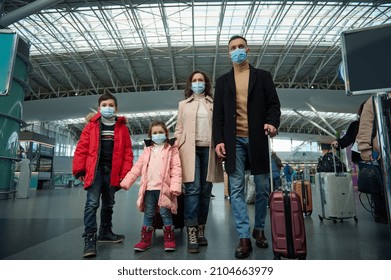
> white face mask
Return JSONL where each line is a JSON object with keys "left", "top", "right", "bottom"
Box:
{"left": 100, "top": 107, "right": 115, "bottom": 118}
{"left": 151, "top": 133, "right": 166, "bottom": 144}
{"left": 191, "top": 82, "right": 206, "bottom": 94}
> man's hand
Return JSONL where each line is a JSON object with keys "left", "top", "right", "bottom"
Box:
{"left": 264, "top": 124, "right": 277, "bottom": 137}
{"left": 215, "top": 143, "right": 226, "bottom": 159}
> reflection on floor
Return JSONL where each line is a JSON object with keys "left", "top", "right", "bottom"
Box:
{"left": 0, "top": 182, "right": 390, "bottom": 260}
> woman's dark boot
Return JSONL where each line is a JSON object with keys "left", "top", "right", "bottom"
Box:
{"left": 187, "top": 226, "right": 199, "bottom": 253}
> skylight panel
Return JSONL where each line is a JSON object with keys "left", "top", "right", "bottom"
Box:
{"left": 11, "top": 2, "right": 391, "bottom": 56}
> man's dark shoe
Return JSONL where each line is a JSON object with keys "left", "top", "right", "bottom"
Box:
{"left": 235, "top": 238, "right": 252, "bottom": 259}
{"left": 83, "top": 232, "right": 97, "bottom": 258}
{"left": 98, "top": 229, "right": 125, "bottom": 243}
{"left": 255, "top": 230, "right": 269, "bottom": 248}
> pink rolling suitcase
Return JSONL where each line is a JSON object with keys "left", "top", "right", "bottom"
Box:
{"left": 268, "top": 133, "right": 307, "bottom": 260}
{"left": 269, "top": 190, "right": 307, "bottom": 260}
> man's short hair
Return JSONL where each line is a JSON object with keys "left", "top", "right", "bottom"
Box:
{"left": 228, "top": 35, "right": 247, "bottom": 45}
{"left": 98, "top": 93, "right": 118, "bottom": 107}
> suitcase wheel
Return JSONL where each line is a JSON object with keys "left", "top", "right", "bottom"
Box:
{"left": 318, "top": 215, "right": 324, "bottom": 222}
{"left": 333, "top": 219, "right": 337, "bottom": 224}
{"left": 354, "top": 216, "right": 358, "bottom": 222}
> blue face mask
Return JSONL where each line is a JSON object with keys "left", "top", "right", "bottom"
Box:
{"left": 100, "top": 106, "right": 115, "bottom": 118}
{"left": 151, "top": 133, "right": 166, "bottom": 145}
{"left": 230, "top": 48, "right": 247, "bottom": 64}
{"left": 191, "top": 82, "right": 206, "bottom": 94}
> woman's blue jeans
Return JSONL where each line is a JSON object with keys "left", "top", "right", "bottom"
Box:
{"left": 228, "top": 137, "right": 270, "bottom": 238}
{"left": 184, "top": 146, "right": 213, "bottom": 227}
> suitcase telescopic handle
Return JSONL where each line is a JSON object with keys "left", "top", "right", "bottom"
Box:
{"left": 330, "top": 146, "right": 344, "bottom": 174}
{"left": 267, "top": 130, "right": 274, "bottom": 192}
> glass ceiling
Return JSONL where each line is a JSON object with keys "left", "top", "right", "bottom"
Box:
{"left": 14, "top": 1, "right": 391, "bottom": 56}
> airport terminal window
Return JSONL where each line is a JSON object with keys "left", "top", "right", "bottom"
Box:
{"left": 272, "top": 139, "right": 319, "bottom": 153}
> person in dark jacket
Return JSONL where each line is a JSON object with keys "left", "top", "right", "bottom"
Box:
{"left": 331, "top": 101, "right": 365, "bottom": 164}
{"left": 73, "top": 93, "right": 134, "bottom": 258}
{"left": 212, "top": 35, "right": 281, "bottom": 259}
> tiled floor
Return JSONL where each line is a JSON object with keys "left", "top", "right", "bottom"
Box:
{"left": 0, "top": 182, "right": 390, "bottom": 260}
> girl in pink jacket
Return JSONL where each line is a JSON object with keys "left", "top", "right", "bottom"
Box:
{"left": 120, "top": 121, "right": 182, "bottom": 252}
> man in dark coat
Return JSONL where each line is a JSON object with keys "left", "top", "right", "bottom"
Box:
{"left": 212, "top": 35, "right": 281, "bottom": 259}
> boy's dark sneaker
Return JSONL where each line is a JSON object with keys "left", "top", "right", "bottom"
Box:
{"left": 83, "top": 232, "right": 97, "bottom": 258}
{"left": 98, "top": 230, "right": 125, "bottom": 243}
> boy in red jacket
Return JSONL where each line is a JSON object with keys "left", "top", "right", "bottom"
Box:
{"left": 73, "top": 93, "right": 133, "bottom": 258}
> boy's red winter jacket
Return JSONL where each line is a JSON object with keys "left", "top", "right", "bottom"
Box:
{"left": 72, "top": 112, "right": 133, "bottom": 189}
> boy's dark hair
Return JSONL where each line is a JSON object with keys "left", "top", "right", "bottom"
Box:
{"left": 228, "top": 35, "right": 247, "bottom": 45}
{"left": 148, "top": 120, "right": 169, "bottom": 140}
{"left": 184, "top": 70, "right": 213, "bottom": 99}
{"left": 98, "top": 93, "right": 118, "bottom": 107}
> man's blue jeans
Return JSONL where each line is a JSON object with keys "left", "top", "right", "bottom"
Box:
{"left": 184, "top": 146, "right": 213, "bottom": 227}
{"left": 84, "top": 165, "right": 117, "bottom": 234}
{"left": 228, "top": 137, "right": 270, "bottom": 238}
{"left": 143, "top": 190, "right": 173, "bottom": 227}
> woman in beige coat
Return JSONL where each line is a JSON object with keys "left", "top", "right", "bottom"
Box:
{"left": 174, "top": 70, "right": 223, "bottom": 253}
{"left": 356, "top": 93, "right": 390, "bottom": 224}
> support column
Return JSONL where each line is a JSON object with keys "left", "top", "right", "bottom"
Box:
{"left": 374, "top": 93, "right": 391, "bottom": 231}
{"left": 0, "top": 30, "right": 30, "bottom": 199}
